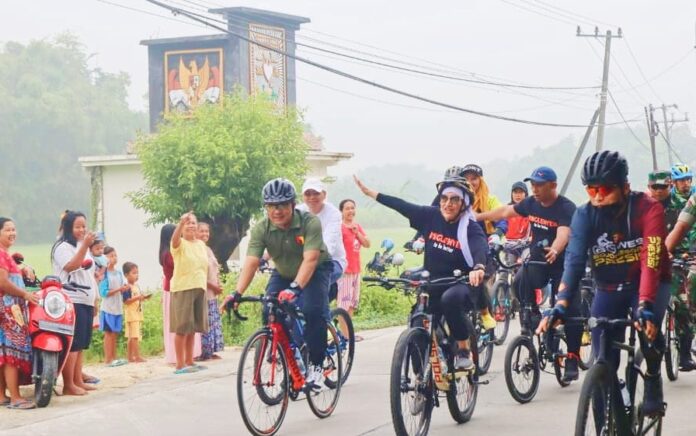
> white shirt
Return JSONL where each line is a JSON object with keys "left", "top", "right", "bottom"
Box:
{"left": 52, "top": 241, "right": 97, "bottom": 306}
{"left": 297, "top": 202, "right": 347, "bottom": 271}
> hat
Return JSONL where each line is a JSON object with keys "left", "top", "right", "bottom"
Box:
{"left": 524, "top": 166, "right": 557, "bottom": 183}
{"left": 462, "top": 164, "right": 483, "bottom": 177}
{"left": 301, "top": 178, "right": 325, "bottom": 194}
{"left": 648, "top": 170, "right": 671, "bottom": 185}
{"left": 511, "top": 181, "right": 528, "bottom": 194}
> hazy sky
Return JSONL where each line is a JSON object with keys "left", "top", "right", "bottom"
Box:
{"left": 4, "top": 0, "right": 696, "bottom": 175}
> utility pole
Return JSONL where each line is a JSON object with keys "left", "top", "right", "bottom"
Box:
{"left": 645, "top": 105, "right": 658, "bottom": 171}
{"left": 561, "top": 109, "right": 600, "bottom": 196}
{"left": 577, "top": 26, "right": 623, "bottom": 151}
{"left": 652, "top": 104, "right": 689, "bottom": 165}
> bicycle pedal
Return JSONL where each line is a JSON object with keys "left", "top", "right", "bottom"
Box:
{"left": 475, "top": 379, "right": 490, "bottom": 385}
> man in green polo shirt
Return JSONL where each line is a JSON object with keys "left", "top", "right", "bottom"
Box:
{"left": 225, "top": 178, "right": 333, "bottom": 390}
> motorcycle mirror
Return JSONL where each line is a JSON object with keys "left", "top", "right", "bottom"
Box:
{"left": 81, "top": 259, "right": 94, "bottom": 270}
{"left": 11, "top": 252, "right": 24, "bottom": 264}
{"left": 420, "top": 270, "right": 430, "bottom": 280}
{"left": 453, "top": 269, "right": 462, "bottom": 277}
{"left": 392, "top": 253, "right": 405, "bottom": 266}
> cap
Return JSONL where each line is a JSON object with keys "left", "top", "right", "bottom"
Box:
{"left": 511, "top": 181, "right": 528, "bottom": 194}
{"left": 462, "top": 164, "right": 483, "bottom": 177}
{"left": 301, "top": 178, "right": 325, "bottom": 194}
{"left": 648, "top": 170, "right": 671, "bottom": 185}
{"left": 524, "top": 166, "right": 557, "bottom": 183}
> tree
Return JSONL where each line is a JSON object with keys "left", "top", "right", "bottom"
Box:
{"left": 0, "top": 34, "right": 147, "bottom": 242}
{"left": 129, "top": 90, "right": 308, "bottom": 269}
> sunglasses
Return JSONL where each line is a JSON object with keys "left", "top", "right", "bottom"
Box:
{"left": 649, "top": 184, "right": 669, "bottom": 191}
{"left": 439, "top": 195, "right": 463, "bottom": 205}
{"left": 265, "top": 202, "right": 293, "bottom": 211}
{"left": 585, "top": 185, "right": 617, "bottom": 197}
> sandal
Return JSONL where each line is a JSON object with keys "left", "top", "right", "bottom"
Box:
{"left": 107, "top": 359, "right": 128, "bottom": 368}
{"left": 6, "top": 399, "right": 36, "bottom": 410}
{"left": 0, "top": 398, "right": 10, "bottom": 406}
{"left": 174, "top": 366, "right": 199, "bottom": 375}
{"left": 83, "top": 375, "right": 101, "bottom": 384}
{"left": 192, "top": 364, "right": 207, "bottom": 371}
{"left": 355, "top": 335, "right": 365, "bottom": 342}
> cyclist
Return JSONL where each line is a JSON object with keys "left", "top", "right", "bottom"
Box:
{"left": 542, "top": 150, "right": 670, "bottom": 416}
{"left": 671, "top": 163, "right": 696, "bottom": 208}
{"left": 296, "top": 178, "right": 347, "bottom": 304}
{"left": 476, "top": 166, "right": 581, "bottom": 382}
{"left": 506, "top": 181, "right": 531, "bottom": 242}
{"left": 354, "top": 173, "right": 488, "bottom": 370}
{"left": 462, "top": 164, "right": 508, "bottom": 243}
{"left": 224, "top": 178, "right": 333, "bottom": 390}
{"left": 649, "top": 170, "right": 696, "bottom": 371}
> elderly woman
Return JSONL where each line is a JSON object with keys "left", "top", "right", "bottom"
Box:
{"left": 0, "top": 217, "right": 40, "bottom": 409}
{"left": 170, "top": 212, "right": 209, "bottom": 374}
{"left": 51, "top": 211, "right": 98, "bottom": 396}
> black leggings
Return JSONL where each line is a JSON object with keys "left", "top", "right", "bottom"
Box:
{"left": 430, "top": 284, "right": 477, "bottom": 341}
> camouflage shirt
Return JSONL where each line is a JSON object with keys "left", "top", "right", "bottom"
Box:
{"left": 674, "top": 192, "right": 696, "bottom": 253}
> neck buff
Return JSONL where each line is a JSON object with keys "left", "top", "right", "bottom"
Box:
{"left": 441, "top": 186, "right": 475, "bottom": 267}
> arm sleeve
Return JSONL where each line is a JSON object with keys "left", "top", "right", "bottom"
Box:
{"left": 303, "top": 215, "right": 325, "bottom": 252}
{"left": 513, "top": 197, "right": 532, "bottom": 217}
{"left": 246, "top": 221, "right": 266, "bottom": 259}
{"left": 638, "top": 200, "right": 667, "bottom": 304}
{"left": 467, "top": 221, "right": 489, "bottom": 266}
{"left": 557, "top": 207, "right": 591, "bottom": 302}
{"left": 376, "top": 193, "right": 431, "bottom": 231}
{"left": 323, "top": 208, "right": 346, "bottom": 262}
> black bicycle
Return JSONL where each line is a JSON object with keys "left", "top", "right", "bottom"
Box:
{"left": 490, "top": 239, "right": 529, "bottom": 345}
{"left": 574, "top": 316, "right": 664, "bottom": 435}
{"left": 364, "top": 271, "right": 487, "bottom": 436}
{"left": 663, "top": 256, "right": 696, "bottom": 382}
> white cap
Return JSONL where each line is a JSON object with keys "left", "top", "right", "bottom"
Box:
{"left": 302, "top": 178, "right": 325, "bottom": 194}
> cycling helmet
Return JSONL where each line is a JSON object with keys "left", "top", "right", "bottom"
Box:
{"left": 462, "top": 164, "right": 483, "bottom": 177}
{"left": 443, "top": 165, "right": 466, "bottom": 179}
{"left": 262, "top": 178, "right": 296, "bottom": 204}
{"left": 381, "top": 238, "right": 395, "bottom": 252}
{"left": 671, "top": 163, "right": 693, "bottom": 181}
{"left": 436, "top": 178, "right": 475, "bottom": 207}
{"left": 581, "top": 150, "right": 628, "bottom": 186}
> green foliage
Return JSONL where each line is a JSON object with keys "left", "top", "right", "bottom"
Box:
{"left": 130, "top": 90, "right": 308, "bottom": 224}
{"left": 0, "top": 34, "right": 147, "bottom": 242}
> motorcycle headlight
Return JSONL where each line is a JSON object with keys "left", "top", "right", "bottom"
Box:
{"left": 44, "top": 291, "right": 67, "bottom": 319}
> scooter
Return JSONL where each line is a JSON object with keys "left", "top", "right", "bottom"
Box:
{"left": 13, "top": 254, "right": 91, "bottom": 407}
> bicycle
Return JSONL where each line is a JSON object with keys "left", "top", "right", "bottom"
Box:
{"left": 504, "top": 260, "right": 591, "bottom": 404}
{"left": 490, "top": 239, "right": 529, "bottom": 345}
{"left": 663, "top": 256, "right": 696, "bottom": 382}
{"left": 574, "top": 316, "right": 665, "bottom": 435}
{"left": 364, "top": 271, "right": 487, "bottom": 436}
{"left": 231, "top": 294, "right": 343, "bottom": 436}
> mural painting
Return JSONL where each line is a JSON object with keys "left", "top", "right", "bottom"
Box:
{"left": 249, "top": 23, "right": 287, "bottom": 106}
{"left": 164, "top": 48, "right": 223, "bottom": 112}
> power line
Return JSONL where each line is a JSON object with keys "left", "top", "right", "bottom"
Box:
{"left": 613, "top": 47, "right": 694, "bottom": 95}
{"left": 607, "top": 90, "right": 650, "bottom": 152}
{"left": 623, "top": 38, "right": 663, "bottom": 103}
{"left": 657, "top": 127, "right": 686, "bottom": 164}
{"left": 497, "top": 0, "right": 578, "bottom": 26}
{"left": 95, "top": 0, "right": 204, "bottom": 28}
{"left": 529, "top": 0, "right": 617, "bottom": 27}
{"left": 521, "top": 0, "right": 596, "bottom": 27}
{"left": 145, "top": 0, "right": 604, "bottom": 128}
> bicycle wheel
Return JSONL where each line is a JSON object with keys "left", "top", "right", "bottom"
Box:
{"left": 553, "top": 335, "right": 571, "bottom": 388}
{"left": 574, "top": 362, "right": 619, "bottom": 436}
{"left": 446, "top": 371, "right": 478, "bottom": 424}
{"left": 390, "top": 328, "right": 434, "bottom": 436}
{"left": 504, "top": 335, "right": 540, "bottom": 404}
{"left": 237, "top": 329, "right": 289, "bottom": 436}
{"left": 477, "top": 329, "right": 495, "bottom": 375}
{"left": 664, "top": 308, "right": 679, "bottom": 382}
{"left": 329, "top": 307, "right": 355, "bottom": 385}
{"left": 633, "top": 353, "right": 663, "bottom": 436}
{"left": 307, "top": 323, "right": 343, "bottom": 418}
{"left": 492, "top": 280, "right": 511, "bottom": 346}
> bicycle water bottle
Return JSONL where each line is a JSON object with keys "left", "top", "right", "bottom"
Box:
{"left": 618, "top": 379, "right": 631, "bottom": 408}
{"left": 291, "top": 345, "right": 306, "bottom": 375}
{"left": 437, "top": 345, "right": 449, "bottom": 374}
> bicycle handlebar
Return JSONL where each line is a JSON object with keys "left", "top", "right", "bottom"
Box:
{"left": 363, "top": 274, "right": 470, "bottom": 290}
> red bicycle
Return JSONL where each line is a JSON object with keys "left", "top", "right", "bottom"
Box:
{"left": 232, "top": 295, "right": 343, "bottom": 436}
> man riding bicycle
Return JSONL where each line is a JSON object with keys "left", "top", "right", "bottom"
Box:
{"left": 649, "top": 170, "right": 696, "bottom": 371}
{"left": 541, "top": 150, "right": 670, "bottom": 417}
{"left": 354, "top": 173, "right": 488, "bottom": 371}
{"left": 476, "top": 166, "right": 581, "bottom": 382}
{"left": 224, "top": 178, "right": 333, "bottom": 390}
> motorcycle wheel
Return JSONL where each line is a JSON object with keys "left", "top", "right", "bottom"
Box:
{"left": 34, "top": 350, "right": 59, "bottom": 408}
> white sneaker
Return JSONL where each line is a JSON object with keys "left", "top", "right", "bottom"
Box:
{"left": 305, "top": 364, "right": 325, "bottom": 391}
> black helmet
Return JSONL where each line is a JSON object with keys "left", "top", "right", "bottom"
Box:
{"left": 463, "top": 164, "right": 483, "bottom": 177}
{"left": 436, "top": 177, "right": 475, "bottom": 206}
{"left": 262, "top": 178, "right": 296, "bottom": 204}
{"left": 581, "top": 150, "right": 628, "bottom": 186}
{"left": 511, "top": 181, "right": 528, "bottom": 195}
{"left": 443, "top": 165, "right": 466, "bottom": 179}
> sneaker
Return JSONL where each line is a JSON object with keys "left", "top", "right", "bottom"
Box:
{"left": 454, "top": 349, "right": 475, "bottom": 372}
{"left": 480, "top": 311, "right": 496, "bottom": 330}
{"left": 305, "top": 364, "right": 325, "bottom": 392}
{"left": 642, "top": 373, "right": 665, "bottom": 417}
{"left": 562, "top": 355, "right": 579, "bottom": 382}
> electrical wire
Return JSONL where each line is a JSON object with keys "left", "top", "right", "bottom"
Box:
{"left": 607, "top": 90, "right": 650, "bottom": 152}
{"left": 529, "top": 0, "right": 617, "bottom": 28}
{"left": 497, "top": 0, "right": 578, "bottom": 26}
{"left": 657, "top": 129, "right": 686, "bottom": 164}
{"left": 623, "top": 38, "right": 663, "bottom": 103}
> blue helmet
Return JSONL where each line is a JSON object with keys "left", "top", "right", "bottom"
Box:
{"left": 381, "top": 238, "right": 395, "bottom": 252}
{"left": 671, "top": 163, "right": 693, "bottom": 181}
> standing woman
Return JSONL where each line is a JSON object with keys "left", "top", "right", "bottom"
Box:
{"left": 338, "top": 199, "right": 370, "bottom": 319}
{"left": 159, "top": 224, "right": 177, "bottom": 365}
{"left": 0, "top": 217, "right": 39, "bottom": 409}
{"left": 170, "top": 212, "right": 209, "bottom": 373}
{"left": 196, "top": 222, "right": 224, "bottom": 361}
{"left": 51, "top": 211, "right": 98, "bottom": 396}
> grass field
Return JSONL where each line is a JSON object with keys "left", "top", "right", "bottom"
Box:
{"left": 12, "top": 243, "right": 53, "bottom": 278}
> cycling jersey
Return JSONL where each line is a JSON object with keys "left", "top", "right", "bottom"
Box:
{"left": 674, "top": 193, "right": 696, "bottom": 253}
{"left": 558, "top": 192, "right": 670, "bottom": 305}
{"left": 377, "top": 193, "right": 488, "bottom": 278}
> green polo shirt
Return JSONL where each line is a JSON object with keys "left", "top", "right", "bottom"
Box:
{"left": 248, "top": 210, "right": 330, "bottom": 279}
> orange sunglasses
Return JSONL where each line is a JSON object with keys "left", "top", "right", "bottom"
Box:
{"left": 585, "top": 185, "right": 617, "bottom": 197}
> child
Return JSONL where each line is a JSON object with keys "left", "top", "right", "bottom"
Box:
{"left": 99, "top": 246, "right": 128, "bottom": 367}
{"left": 122, "top": 262, "right": 149, "bottom": 362}
{"left": 90, "top": 237, "right": 107, "bottom": 329}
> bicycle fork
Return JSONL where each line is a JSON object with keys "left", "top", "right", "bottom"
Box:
{"left": 269, "top": 322, "right": 306, "bottom": 391}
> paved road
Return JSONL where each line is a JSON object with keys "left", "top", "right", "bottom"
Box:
{"left": 3, "top": 323, "right": 696, "bottom": 435}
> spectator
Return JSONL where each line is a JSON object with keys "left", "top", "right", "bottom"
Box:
{"left": 122, "top": 262, "right": 149, "bottom": 363}
{"left": 337, "top": 199, "right": 370, "bottom": 322}
{"left": 98, "top": 246, "right": 128, "bottom": 367}
{"left": 196, "top": 222, "right": 224, "bottom": 361}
